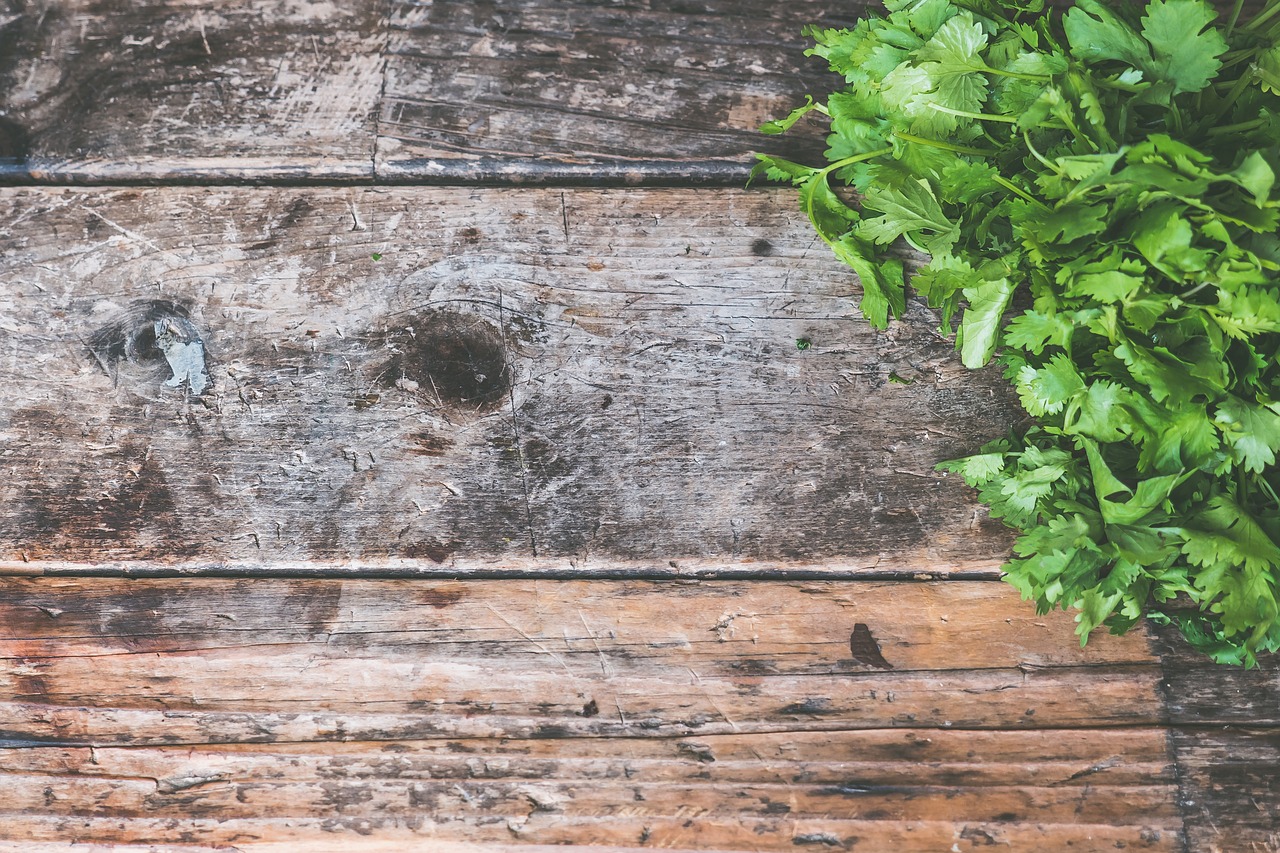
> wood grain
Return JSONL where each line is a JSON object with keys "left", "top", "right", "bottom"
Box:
{"left": 0, "top": 0, "right": 387, "bottom": 182}
{"left": 1168, "top": 729, "right": 1280, "bottom": 853}
{"left": 1151, "top": 623, "right": 1280, "bottom": 726}
{"left": 0, "top": 186, "right": 1017, "bottom": 574}
{"left": 0, "top": 578, "right": 1162, "bottom": 746}
{"left": 0, "top": 0, "right": 853, "bottom": 183}
{"left": 376, "top": 0, "right": 856, "bottom": 183}
{"left": 0, "top": 576, "right": 1182, "bottom": 851}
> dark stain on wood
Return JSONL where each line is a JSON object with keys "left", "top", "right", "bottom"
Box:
{"left": 792, "top": 833, "right": 843, "bottom": 846}
{"left": 408, "top": 430, "right": 454, "bottom": 456}
{"left": 1168, "top": 728, "right": 1280, "bottom": 852}
{"left": 247, "top": 197, "right": 315, "bottom": 252}
{"left": 400, "top": 538, "right": 460, "bottom": 565}
{"left": 410, "top": 585, "right": 464, "bottom": 609}
{"left": 1150, "top": 621, "right": 1280, "bottom": 724}
{"left": 379, "top": 310, "right": 511, "bottom": 412}
{"left": 779, "top": 698, "right": 838, "bottom": 717}
{"left": 0, "top": 1, "right": 383, "bottom": 176}
{"left": 0, "top": 116, "right": 27, "bottom": 163}
{"left": 16, "top": 435, "right": 198, "bottom": 562}
{"left": 849, "top": 623, "right": 893, "bottom": 671}
{"left": 677, "top": 741, "right": 715, "bottom": 763}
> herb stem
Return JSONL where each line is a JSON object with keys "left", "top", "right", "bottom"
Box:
{"left": 1023, "top": 131, "right": 1061, "bottom": 174}
{"left": 991, "top": 174, "right": 1051, "bottom": 209}
{"left": 1256, "top": 473, "right": 1280, "bottom": 512}
{"left": 927, "top": 103, "right": 1018, "bottom": 123}
{"left": 1206, "top": 117, "right": 1266, "bottom": 136}
{"left": 1209, "top": 70, "right": 1258, "bottom": 124}
{"left": 892, "top": 130, "right": 996, "bottom": 157}
{"left": 820, "top": 146, "right": 894, "bottom": 178}
{"left": 1243, "top": 0, "right": 1280, "bottom": 32}
{"left": 1182, "top": 280, "right": 1215, "bottom": 299}
{"left": 1226, "top": 0, "right": 1246, "bottom": 37}
{"left": 982, "top": 65, "right": 1051, "bottom": 82}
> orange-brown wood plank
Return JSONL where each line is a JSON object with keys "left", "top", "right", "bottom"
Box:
{"left": 0, "top": 578, "right": 1163, "bottom": 744}
{"left": 0, "top": 577, "right": 1183, "bottom": 851}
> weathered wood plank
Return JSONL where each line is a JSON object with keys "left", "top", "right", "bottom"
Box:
{"left": 1178, "top": 730, "right": 1280, "bottom": 852}
{"left": 0, "top": 576, "right": 1181, "bottom": 850}
{"left": 1148, "top": 626, "right": 1280, "bottom": 851}
{"left": 0, "top": 816, "right": 1187, "bottom": 853}
{"left": 0, "top": 578, "right": 1161, "bottom": 747}
{"left": 0, "top": 0, "right": 386, "bottom": 182}
{"left": 1151, "top": 623, "right": 1280, "bottom": 726}
{"left": 0, "top": 186, "right": 1016, "bottom": 573}
{"left": 0, "top": 0, "right": 850, "bottom": 182}
{"left": 376, "top": 0, "right": 856, "bottom": 183}
{"left": 1168, "top": 729, "right": 1280, "bottom": 853}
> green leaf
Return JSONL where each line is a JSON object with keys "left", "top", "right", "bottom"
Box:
{"left": 798, "top": 172, "right": 857, "bottom": 241}
{"left": 1067, "top": 380, "right": 1142, "bottom": 443}
{"left": 1228, "top": 151, "right": 1276, "bottom": 207}
{"left": 830, "top": 234, "right": 907, "bottom": 328}
{"left": 1063, "top": 0, "right": 1151, "bottom": 70}
{"left": 1068, "top": 269, "right": 1144, "bottom": 303}
{"left": 1018, "top": 354, "right": 1085, "bottom": 416}
{"left": 1256, "top": 44, "right": 1280, "bottom": 95}
{"left": 1215, "top": 396, "right": 1280, "bottom": 473}
{"left": 749, "top": 155, "right": 815, "bottom": 186}
{"left": 1140, "top": 0, "right": 1227, "bottom": 95}
{"left": 858, "top": 173, "right": 960, "bottom": 255}
{"left": 1082, "top": 439, "right": 1184, "bottom": 525}
{"left": 1004, "top": 310, "right": 1074, "bottom": 355}
{"left": 958, "top": 277, "right": 1015, "bottom": 368}
{"left": 761, "top": 96, "right": 820, "bottom": 135}
{"left": 940, "top": 451, "right": 1007, "bottom": 486}
{"left": 914, "top": 12, "right": 988, "bottom": 68}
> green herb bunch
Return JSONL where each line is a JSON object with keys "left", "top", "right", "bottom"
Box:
{"left": 756, "top": 0, "right": 1280, "bottom": 664}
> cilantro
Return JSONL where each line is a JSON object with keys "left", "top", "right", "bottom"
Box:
{"left": 758, "top": 0, "right": 1280, "bottom": 665}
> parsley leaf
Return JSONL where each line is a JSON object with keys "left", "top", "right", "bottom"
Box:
{"left": 758, "top": 0, "right": 1280, "bottom": 665}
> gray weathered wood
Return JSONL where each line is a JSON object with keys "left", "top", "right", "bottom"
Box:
{"left": 0, "top": 0, "right": 854, "bottom": 183}
{"left": 0, "top": 186, "right": 1016, "bottom": 574}
{"left": 1151, "top": 626, "right": 1280, "bottom": 850}
{"left": 0, "top": 577, "right": 1183, "bottom": 850}
{"left": 1151, "top": 623, "right": 1280, "bottom": 725}
{"left": 1168, "top": 729, "right": 1280, "bottom": 853}
{"left": 0, "top": 0, "right": 387, "bottom": 182}
{"left": 376, "top": 0, "right": 857, "bottom": 182}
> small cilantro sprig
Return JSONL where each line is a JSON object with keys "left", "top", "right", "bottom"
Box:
{"left": 757, "top": 0, "right": 1280, "bottom": 665}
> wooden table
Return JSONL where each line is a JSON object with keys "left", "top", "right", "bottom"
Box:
{"left": 0, "top": 1, "right": 1274, "bottom": 850}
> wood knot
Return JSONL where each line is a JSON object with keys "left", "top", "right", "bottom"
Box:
{"left": 380, "top": 309, "right": 510, "bottom": 412}
{"left": 88, "top": 300, "right": 212, "bottom": 396}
